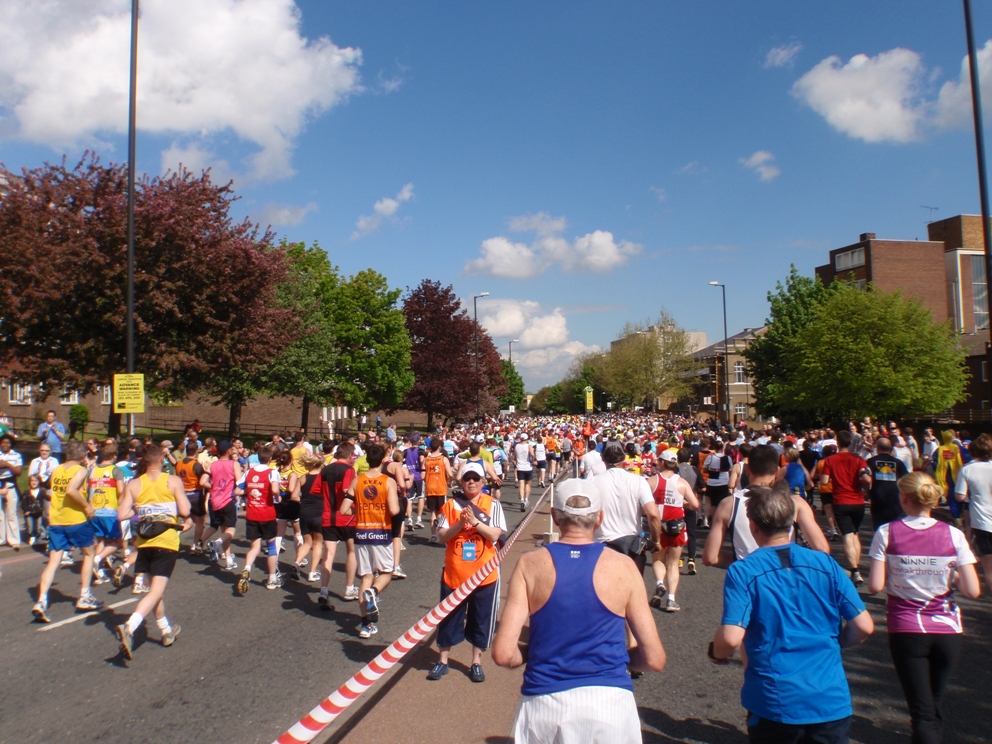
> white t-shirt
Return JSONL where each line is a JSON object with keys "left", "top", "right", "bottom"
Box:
{"left": 703, "top": 453, "right": 730, "bottom": 487}
{"left": 955, "top": 460, "right": 992, "bottom": 532}
{"left": 580, "top": 450, "right": 606, "bottom": 479}
{"left": 592, "top": 468, "right": 654, "bottom": 543}
{"left": 892, "top": 445, "right": 914, "bottom": 473}
{"left": 28, "top": 455, "right": 58, "bottom": 483}
{"left": 514, "top": 442, "right": 532, "bottom": 472}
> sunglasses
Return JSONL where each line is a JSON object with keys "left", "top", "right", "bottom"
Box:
{"left": 461, "top": 473, "right": 483, "bottom": 482}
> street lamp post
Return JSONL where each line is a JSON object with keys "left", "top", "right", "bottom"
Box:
{"left": 473, "top": 292, "right": 489, "bottom": 422}
{"left": 709, "top": 281, "right": 729, "bottom": 426}
{"left": 125, "top": 0, "right": 140, "bottom": 436}
{"left": 508, "top": 338, "right": 518, "bottom": 365}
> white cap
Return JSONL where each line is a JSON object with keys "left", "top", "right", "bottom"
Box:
{"left": 659, "top": 448, "right": 678, "bottom": 463}
{"left": 553, "top": 479, "right": 602, "bottom": 515}
{"left": 473, "top": 434, "right": 485, "bottom": 443}
{"left": 460, "top": 462, "right": 486, "bottom": 480}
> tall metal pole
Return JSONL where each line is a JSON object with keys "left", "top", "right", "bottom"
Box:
{"left": 963, "top": 0, "right": 992, "bottom": 410}
{"left": 508, "top": 339, "right": 516, "bottom": 366}
{"left": 721, "top": 285, "right": 729, "bottom": 427}
{"left": 126, "top": 0, "right": 139, "bottom": 436}
{"left": 473, "top": 292, "right": 488, "bottom": 422}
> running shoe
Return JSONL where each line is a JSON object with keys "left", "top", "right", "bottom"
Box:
{"left": 307, "top": 571, "right": 320, "bottom": 583}
{"left": 427, "top": 662, "right": 449, "bottom": 681}
{"left": 191, "top": 541, "right": 203, "bottom": 556}
{"left": 28, "top": 536, "right": 36, "bottom": 546}
{"left": 298, "top": 558, "right": 309, "bottom": 568}
{"left": 678, "top": 557, "right": 684, "bottom": 568}
{"left": 405, "top": 518, "right": 414, "bottom": 529}
{"left": 132, "top": 579, "right": 149, "bottom": 595}
{"left": 851, "top": 570, "right": 864, "bottom": 586}
{"left": 363, "top": 588, "right": 380, "bottom": 623}
{"left": 112, "top": 563, "right": 128, "bottom": 588}
{"left": 429, "top": 534, "right": 439, "bottom": 544}
{"left": 290, "top": 564, "right": 301, "bottom": 581}
{"left": 225, "top": 557, "right": 238, "bottom": 572}
{"left": 162, "top": 625, "right": 181, "bottom": 647}
{"left": 237, "top": 569, "right": 251, "bottom": 594}
{"left": 469, "top": 664, "right": 486, "bottom": 683}
{"left": 266, "top": 576, "right": 283, "bottom": 590}
{"left": 93, "top": 569, "right": 110, "bottom": 585}
{"left": 687, "top": 560, "right": 697, "bottom": 576}
{"left": 207, "top": 540, "right": 220, "bottom": 563}
{"left": 31, "top": 600, "right": 50, "bottom": 624}
{"left": 60, "top": 553, "right": 75, "bottom": 566}
{"left": 76, "top": 593, "right": 103, "bottom": 611}
{"left": 318, "top": 588, "right": 332, "bottom": 611}
{"left": 116, "top": 624, "right": 134, "bottom": 660}
{"left": 343, "top": 586, "right": 360, "bottom": 601}
{"left": 414, "top": 519, "right": 424, "bottom": 530}
{"left": 520, "top": 502, "right": 525, "bottom": 512}
{"left": 392, "top": 565, "right": 407, "bottom": 579}
{"left": 664, "top": 599, "right": 681, "bottom": 613}
{"left": 358, "top": 622, "right": 378, "bottom": 639}
{"left": 649, "top": 588, "right": 665, "bottom": 609}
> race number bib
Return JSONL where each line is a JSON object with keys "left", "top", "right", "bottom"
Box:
{"left": 461, "top": 540, "right": 477, "bottom": 561}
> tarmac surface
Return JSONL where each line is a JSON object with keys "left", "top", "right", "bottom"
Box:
{"left": 1, "top": 483, "right": 990, "bottom": 744}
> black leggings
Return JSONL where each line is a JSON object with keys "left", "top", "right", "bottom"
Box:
{"left": 888, "top": 632, "right": 963, "bottom": 744}
{"left": 683, "top": 508, "right": 697, "bottom": 559}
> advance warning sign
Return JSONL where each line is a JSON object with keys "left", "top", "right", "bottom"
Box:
{"left": 113, "top": 374, "right": 145, "bottom": 414}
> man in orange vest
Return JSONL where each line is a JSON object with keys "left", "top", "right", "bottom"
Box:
{"left": 342, "top": 444, "right": 400, "bottom": 639}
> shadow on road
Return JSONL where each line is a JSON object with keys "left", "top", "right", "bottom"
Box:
{"left": 639, "top": 706, "right": 745, "bottom": 743}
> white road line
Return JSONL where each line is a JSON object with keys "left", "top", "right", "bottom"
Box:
{"left": 37, "top": 597, "right": 139, "bottom": 632}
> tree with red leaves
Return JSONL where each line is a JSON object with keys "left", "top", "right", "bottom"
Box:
{"left": 401, "top": 280, "right": 506, "bottom": 429}
{"left": 0, "top": 155, "right": 296, "bottom": 435}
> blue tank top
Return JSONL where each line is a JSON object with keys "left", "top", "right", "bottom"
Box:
{"left": 521, "top": 542, "right": 633, "bottom": 696}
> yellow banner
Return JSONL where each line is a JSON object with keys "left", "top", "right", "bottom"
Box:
{"left": 113, "top": 373, "right": 145, "bottom": 413}
{"left": 585, "top": 386, "right": 594, "bottom": 412}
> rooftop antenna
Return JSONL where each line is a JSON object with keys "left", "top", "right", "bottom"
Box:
{"left": 920, "top": 205, "right": 939, "bottom": 223}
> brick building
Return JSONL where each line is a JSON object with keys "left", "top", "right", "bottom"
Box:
{"left": 690, "top": 327, "right": 765, "bottom": 424}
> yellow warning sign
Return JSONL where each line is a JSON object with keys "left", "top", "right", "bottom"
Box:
{"left": 113, "top": 373, "right": 145, "bottom": 414}
{"left": 585, "top": 386, "right": 594, "bottom": 413}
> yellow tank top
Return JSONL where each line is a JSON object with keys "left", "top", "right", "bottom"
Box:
{"left": 290, "top": 445, "right": 309, "bottom": 477}
{"left": 88, "top": 463, "right": 120, "bottom": 512}
{"left": 49, "top": 463, "right": 87, "bottom": 526}
{"left": 135, "top": 472, "right": 180, "bottom": 550}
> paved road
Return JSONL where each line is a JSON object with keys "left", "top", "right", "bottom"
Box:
{"left": 0, "top": 489, "right": 989, "bottom": 744}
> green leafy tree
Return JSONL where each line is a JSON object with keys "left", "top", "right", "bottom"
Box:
{"left": 744, "top": 265, "right": 836, "bottom": 421}
{"left": 776, "top": 283, "right": 968, "bottom": 422}
{"left": 498, "top": 359, "right": 525, "bottom": 412}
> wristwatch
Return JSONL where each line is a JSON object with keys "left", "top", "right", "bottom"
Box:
{"left": 708, "top": 641, "right": 729, "bottom": 665}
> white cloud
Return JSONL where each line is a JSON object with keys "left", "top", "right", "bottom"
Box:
{"left": 0, "top": 0, "right": 362, "bottom": 180}
{"left": 935, "top": 40, "right": 992, "bottom": 129}
{"left": 765, "top": 41, "right": 802, "bottom": 69}
{"left": 518, "top": 310, "right": 568, "bottom": 349}
{"left": 350, "top": 183, "right": 415, "bottom": 239}
{"left": 675, "top": 161, "right": 706, "bottom": 175}
{"left": 739, "top": 150, "right": 781, "bottom": 182}
{"left": 464, "top": 213, "right": 642, "bottom": 279}
{"left": 515, "top": 341, "right": 602, "bottom": 387}
{"left": 478, "top": 299, "right": 540, "bottom": 337}
{"left": 792, "top": 48, "right": 928, "bottom": 143}
{"left": 649, "top": 186, "right": 667, "bottom": 202}
{"left": 256, "top": 201, "right": 318, "bottom": 227}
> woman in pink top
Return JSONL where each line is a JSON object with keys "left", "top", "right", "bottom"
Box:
{"left": 868, "top": 472, "right": 980, "bottom": 744}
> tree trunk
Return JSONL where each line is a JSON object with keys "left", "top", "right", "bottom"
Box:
{"left": 426, "top": 406, "right": 433, "bottom": 432}
{"left": 108, "top": 411, "right": 122, "bottom": 439}
{"left": 300, "top": 395, "right": 310, "bottom": 432}
{"left": 228, "top": 397, "right": 243, "bottom": 439}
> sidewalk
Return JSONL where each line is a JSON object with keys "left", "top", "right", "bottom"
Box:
{"left": 325, "top": 502, "right": 554, "bottom": 744}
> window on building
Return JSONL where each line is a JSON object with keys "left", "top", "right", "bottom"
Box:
{"left": 983, "top": 361, "right": 989, "bottom": 383}
{"left": 9, "top": 383, "right": 32, "bottom": 406}
{"left": 59, "top": 385, "right": 79, "bottom": 406}
{"left": 101, "top": 385, "right": 112, "bottom": 405}
{"left": 735, "top": 402, "right": 746, "bottom": 418}
{"left": 835, "top": 247, "right": 865, "bottom": 272}
{"left": 734, "top": 361, "right": 746, "bottom": 383}
{"left": 972, "top": 255, "right": 989, "bottom": 330}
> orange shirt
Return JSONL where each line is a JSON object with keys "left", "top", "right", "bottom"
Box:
{"left": 176, "top": 458, "right": 202, "bottom": 493}
{"left": 353, "top": 472, "right": 391, "bottom": 545}
{"left": 440, "top": 494, "right": 502, "bottom": 589}
{"left": 424, "top": 452, "right": 448, "bottom": 497}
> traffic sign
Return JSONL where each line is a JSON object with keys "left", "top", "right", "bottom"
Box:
{"left": 113, "top": 373, "right": 145, "bottom": 413}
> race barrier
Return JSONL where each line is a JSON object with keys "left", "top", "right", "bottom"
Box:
{"left": 272, "top": 478, "right": 557, "bottom": 744}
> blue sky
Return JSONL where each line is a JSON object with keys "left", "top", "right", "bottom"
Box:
{"left": 2, "top": 1, "right": 992, "bottom": 390}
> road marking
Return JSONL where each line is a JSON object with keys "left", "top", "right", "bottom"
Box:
{"left": 0, "top": 552, "right": 44, "bottom": 567}
{"left": 37, "top": 598, "right": 138, "bottom": 632}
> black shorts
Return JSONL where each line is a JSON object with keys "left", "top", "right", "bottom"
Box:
{"left": 187, "top": 492, "right": 206, "bottom": 517}
{"left": 275, "top": 500, "right": 300, "bottom": 522}
{"left": 972, "top": 528, "right": 992, "bottom": 557}
{"left": 833, "top": 504, "right": 865, "bottom": 535}
{"left": 561, "top": 451, "right": 572, "bottom": 462}
{"left": 322, "top": 524, "right": 355, "bottom": 542}
{"left": 299, "top": 503, "right": 324, "bottom": 534}
{"left": 535, "top": 460, "right": 547, "bottom": 470}
{"left": 707, "top": 484, "right": 730, "bottom": 506}
{"left": 517, "top": 470, "right": 533, "bottom": 482}
{"left": 426, "top": 495, "right": 446, "bottom": 514}
{"left": 246, "top": 519, "right": 277, "bottom": 542}
{"left": 391, "top": 496, "right": 409, "bottom": 538}
{"left": 820, "top": 492, "right": 834, "bottom": 506}
{"left": 209, "top": 501, "right": 238, "bottom": 530}
{"left": 134, "top": 547, "right": 178, "bottom": 578}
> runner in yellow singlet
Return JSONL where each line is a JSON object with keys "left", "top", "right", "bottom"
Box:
{"left": 88, "top": 442, "right": 127, "bottom": 585}
{"left": 114, "top": 445, "right": 190, "bottom": 661}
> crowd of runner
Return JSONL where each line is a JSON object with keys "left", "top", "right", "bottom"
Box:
{"left": 5, "top": 411, "right": 988, "bottom": 743}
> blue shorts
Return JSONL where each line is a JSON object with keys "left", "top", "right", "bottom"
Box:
{"left": 437, "top": 578, "right": 500, "bottom": 650}
{"left": 48, "top": 522, "right": 96, "bottom": 551}
{"left": 91, "top": 515, "right": 123, "bottom": 540}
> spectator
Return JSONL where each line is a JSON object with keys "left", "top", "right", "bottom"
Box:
{"left": 709, "top": 485, "right": 874, "bottom": 743}
{"left": 28, "top": 444, "right": 59, "bottom": 488}
{"left": 955, "top": 433, "right": 992, "bottom": 593}
{"left": 21, "top": 473, "right": 45, "bottom": 546}
{"left": 493, "top": 479, "right": 665, "bottom": 743}
{"left": 36, "top": 410, "right": 66, "bottom": 460}
{"left": 0, "top": 434, "right": 23, "bottom": 549}
{"left": 0, "top": 409, "right": 17, "bottom": 440}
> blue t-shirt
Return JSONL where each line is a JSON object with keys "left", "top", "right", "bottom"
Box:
{"left": 721, "top": 543, "right": 865, "bottom": 725}
{"left": 37, "top": 421, "right": 66, "bottom": 453}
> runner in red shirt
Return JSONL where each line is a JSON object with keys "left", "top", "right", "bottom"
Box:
{"left": 238, "top": 446, "right": 282, "bottom": 593}
{"left": 820, "top": 429, "right": 870, "bottom": 584}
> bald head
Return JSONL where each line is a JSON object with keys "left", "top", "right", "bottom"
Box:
{"left": 875, "top": 437, "right": 892, "bottom": 453}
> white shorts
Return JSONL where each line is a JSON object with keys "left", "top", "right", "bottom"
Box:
{"left": 355, "top": 543, "right": 394, "bottom": 576}
{"left": 514, "top": 686, "right": 641, "bottom": 744}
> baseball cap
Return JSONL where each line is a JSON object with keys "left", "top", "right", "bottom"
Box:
{"left": 659, "top": 448, "right": 678, "bottom": 463}
{"left": 217, "top": 440, "right": 233, "bottom": 455}
{"left": 473, "top": 433, "right": 485, "bottom": 443}
{"left": 601, "top": 441, "right": 626, "bottom": 464}
{"left": 460, "top": 462, "right": 486, "bottom": 480}
{"left": 553, "top": 479, "right": 602, "bottom": 515}
{"left": 517, "top": 431, "right": 528, "bottom": 440}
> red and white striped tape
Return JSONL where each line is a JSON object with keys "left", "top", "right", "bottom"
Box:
{"left": 272, "top": 480, "right": 556, "bottom": 744}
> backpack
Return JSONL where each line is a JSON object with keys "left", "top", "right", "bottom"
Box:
{"left": 707, "top": 455, "right": 731, "bottom": 479}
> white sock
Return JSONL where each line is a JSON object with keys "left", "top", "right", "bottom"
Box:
{"left": 347, "top": 584, "right": 356, "bottom": 592}
{"left": 274, "top": 536, "right": 283, "bottom": 553}
{"left": 156, "top": 616, "right": 172, "bottom": 634}
{"left": 668, "top": 593, "right": 675, "bottom": 602}
{"left": 656, "top": 580, "right": 665, "bottom": 588}
{"left": 269, "top": 573, "right": 277, "bottom": 581}
{"left": 93, "top": 556, "right": 103, "bottom": 569}
{"left": 126, "top": 612, "right": 145, "bottom": 633}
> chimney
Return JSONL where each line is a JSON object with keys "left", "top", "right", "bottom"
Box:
{"left": 860, "top": 232, "right": 875, "bottom": 241}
